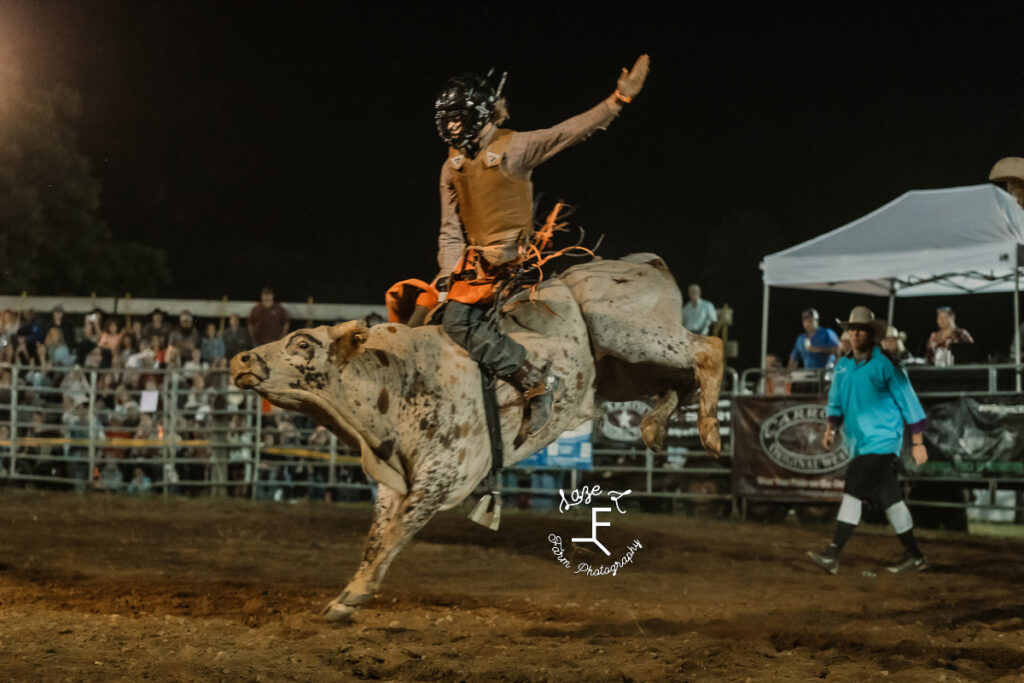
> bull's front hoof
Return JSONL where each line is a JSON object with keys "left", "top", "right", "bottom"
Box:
{"left": 699, "top": 418, "right": 721, "bottom": 457}
{"left": 321, "top": 601, "right": 358, "bottom": 623}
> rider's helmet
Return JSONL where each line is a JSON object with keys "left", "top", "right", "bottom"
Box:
{"left": 434, "top": 70, "right": 507, "bottom": 150}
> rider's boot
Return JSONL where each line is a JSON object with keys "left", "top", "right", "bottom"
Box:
{"left": 506, "top": 359, "right": 560, "bottom": 438}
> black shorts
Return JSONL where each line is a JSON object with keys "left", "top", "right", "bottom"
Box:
{"left": 843, "top": 453, "right": 902, "bottom": 509}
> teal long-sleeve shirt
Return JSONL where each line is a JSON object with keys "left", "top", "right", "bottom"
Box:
{"left": 826, "top": 345, "right": 927, "bottom": 457}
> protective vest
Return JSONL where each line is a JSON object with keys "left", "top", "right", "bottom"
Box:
{"left": 448, "top": 129, "right": 533, "bottom": 249}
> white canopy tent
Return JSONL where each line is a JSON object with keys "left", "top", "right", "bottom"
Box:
{"left": 759, "top": 184, "right": 1024, "bottom": 384}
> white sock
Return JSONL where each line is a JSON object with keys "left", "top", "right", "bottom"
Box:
{"left": 837, "top": 494, "right": 862, "bottom": 525}
{"left": 884, "top": 501, "right": 914, "bottom": 535}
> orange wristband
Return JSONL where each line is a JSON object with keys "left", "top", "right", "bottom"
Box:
{"left": 614, "top": 89, "right": 632, "bottom": 104}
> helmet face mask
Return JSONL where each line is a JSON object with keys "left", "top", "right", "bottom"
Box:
{"left": 434, "top": 71, "right": 506, "bottom": 150}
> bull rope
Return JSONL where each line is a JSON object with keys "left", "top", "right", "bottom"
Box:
{"left": 467, "top": 366, "right": 506, "bottom": 531}
{"left": 468, "top": 202, "right": 601, "bottom": 530}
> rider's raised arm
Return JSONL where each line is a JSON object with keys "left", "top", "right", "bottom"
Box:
{"left": 504, "top": 54, "right": 650, "bottom": 177}
{"left": 504, "top": 98, "right": 622, "bottom": 177}
{"left": 438, "top": 160, "right": 466, "bottom": 275}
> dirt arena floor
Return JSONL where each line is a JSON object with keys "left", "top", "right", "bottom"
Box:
{"left": 0, "top": 490, "right": 1022, "bottom": 682}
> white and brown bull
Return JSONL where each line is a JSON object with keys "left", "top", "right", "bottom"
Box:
{"left": 230, "top": 253, "right": 722, "bottom": 621}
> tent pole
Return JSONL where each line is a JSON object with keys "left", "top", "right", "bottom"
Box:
{"left": 887, "top": 279, "right": 896, "bottom": 325}
{"left": 760, "top": 282, "right": 770, "bottom": 367}
{"left": 1015, "top": 264, "right": 1021, "bottom": 392}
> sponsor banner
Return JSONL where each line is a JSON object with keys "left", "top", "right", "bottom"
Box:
{"left": 732, "top": 397, "right": 848, "bottom": 501}
{"left": 734, "top": 395, "right": 1024, "bottom": 500}
{"left": 514, "top": 421, "right": 593, "bottom": 470}
{"left": 593, "top": 399, "right": 732, "bottom": 449}
{"left": 914, "top": 395, "right": 1024, "bottom": 477}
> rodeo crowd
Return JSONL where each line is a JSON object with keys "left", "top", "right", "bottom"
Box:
{"left": 0, "top": 299, "right": 371, "bottom": 500}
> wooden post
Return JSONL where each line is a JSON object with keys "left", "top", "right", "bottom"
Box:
{"left": 124, "top": 292, "right": 132, "bottom": 327}
{"left": 306, "top": 296, "right": 314, "bottom": 328}
{"left": 219, "top": 295, "right": 228, "bottom": 335}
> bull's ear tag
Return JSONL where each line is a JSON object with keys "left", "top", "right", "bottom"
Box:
{"left": 485, "top": 151, "right": 501, "bottom": 167}
{"left": 450, "top": 155, "right": 464, "bottom": 170}
{"left": 328, "top": 321, "right": 370, "bottom": 366}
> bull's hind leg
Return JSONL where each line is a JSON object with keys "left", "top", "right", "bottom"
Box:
{"left": 323, "top": 484, "right": 444, "bottom": 622}
{"left": 693, "top": 335, "right": 724, "bottom": 456}
{"left": 640, "top": 389, "right": 678, "bottom": 454}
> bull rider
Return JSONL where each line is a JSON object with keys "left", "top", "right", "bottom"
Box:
{"left": 432, "top": 54, "right": 650, "bottom": 435}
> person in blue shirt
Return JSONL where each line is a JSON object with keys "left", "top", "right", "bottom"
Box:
{"left": 787, "top": 308, "right": 840, "bottom": 370}
{"left": 681, "top": 284, "right": 718, "bottom": 335}
{"left": 808, "top": 306, "right": 930, "bottom": 575}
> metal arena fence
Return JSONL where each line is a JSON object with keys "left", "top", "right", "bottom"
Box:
{"left": 0, "top": 360, "right": 738, "bottom": 512}
{"left": 0, "top": 363, "right": 373, "bottom": 502}
{"left": 1, "top": 361, "right": 1021, "bottom": 523}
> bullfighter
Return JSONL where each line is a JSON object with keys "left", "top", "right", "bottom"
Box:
{"left": 808, "top": 306, "right": 930, "bottom": 575}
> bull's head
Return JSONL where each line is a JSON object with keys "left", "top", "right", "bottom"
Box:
{"left": 229, "top": 320, "right": 369, "bottom": 431}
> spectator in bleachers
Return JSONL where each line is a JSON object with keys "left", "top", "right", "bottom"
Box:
{"left": 96, "top": 371, "right": 121, "bottom": 410}
{"left": 126, "top": 414, "right": 160, "bottom": 483}
{"left": 77, "top": 310, "right": 102, "bottom": 365}
{"left": 25, "top": 410, "right": 58, "bottom": 474}
{"left": 762, "top": 354, "right": 789, "bottom": 395}
{"left": 116, "top": 332, "right": 137, "bottom": 366}
{"left": 64, "top": 400, "right": 100, "bottom": 491}
{"left": 82, "top": 311, "right": 102, "bottom": 344}
{"left": 169, "top": 311, "right": 201, "bottom": 358}
{"left": 48, "top": 305, "right": 77, "bottom": 348}
{"left": 838, "top": 330, "right": 852, "bottom": 357}
{"left": 111, "top": 385, "right": 140, "bottom": 425}
{"left": 787, "top": 308, "right": 840, "bottom": 370}
{"left": 180, "top": 349, "right": 204, "bottom": 382}
{"left": 14, "top": 334, "right": 45, "bottom": 367}
{"left": 200, "top": 322, "right": 226, "bottom": 368}
{"left": 61, "top": 366, "right": 89, "bottom": 406}
{"left": 128, "top": 319, "right": 144, "bottom": 343}
{"left": 925, "top": 306, "right": 974, "bottom": 366}
{"left": 227, "top": 413, "right": 253, "bottom": 498}
{"left": 16, "top": 309, "right": 46, "bottom": 350}
{"left": 682, "top": 284, "right": 718, "bottom": 335}
{"left": 141, "top": 309, "right": 171, "bottom": 344}
{"left": 139, "top": 336, "right": 168, "bottom": 387}
{"left": 881, "top": 326, "right": 911, "bottom": 363}
{"left": 97, "top": 318, "right": 123, "bottom": 354}
{"left": 43, "top": 327, "right": 74, "bottom": 368}
{"left": 102, "top": 412, "right": 132, "bottom": 488}
{"left": 182, "top": 374, "right": 214, "bottom": 422}
{"left": 1, "top": 309, "right": 20, "bottom": 340}
{"left": 222, "top": 313, "right": 252, "bottom": 359}
{"left": 126, "top": 466, "right": 153, "bottom": 495}
{"left": 277, "top": 416, "right": 299, "bottom": 447}
{"left": 248, "top": 286, "right": 290, "bottom": 346}
{"left": 83, "top": 346, "right": 105, "bottom": 370}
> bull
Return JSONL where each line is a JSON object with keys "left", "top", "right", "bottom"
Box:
{"left": 230, "top": 253, "right": 723, "bottom": 621}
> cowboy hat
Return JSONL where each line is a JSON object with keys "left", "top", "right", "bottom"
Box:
{"left": 836, "top": 306, "right": 888, "bottom": 339}
{"left": 989, "top": 157, "right": 1024, "bottom": 183}
{"left": 884, "top": 325, "right": 907, "bottom": 353}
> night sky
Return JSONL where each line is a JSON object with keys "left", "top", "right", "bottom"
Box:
{"left": 2, "top": 2, "right": 1023, "bottom": 367}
